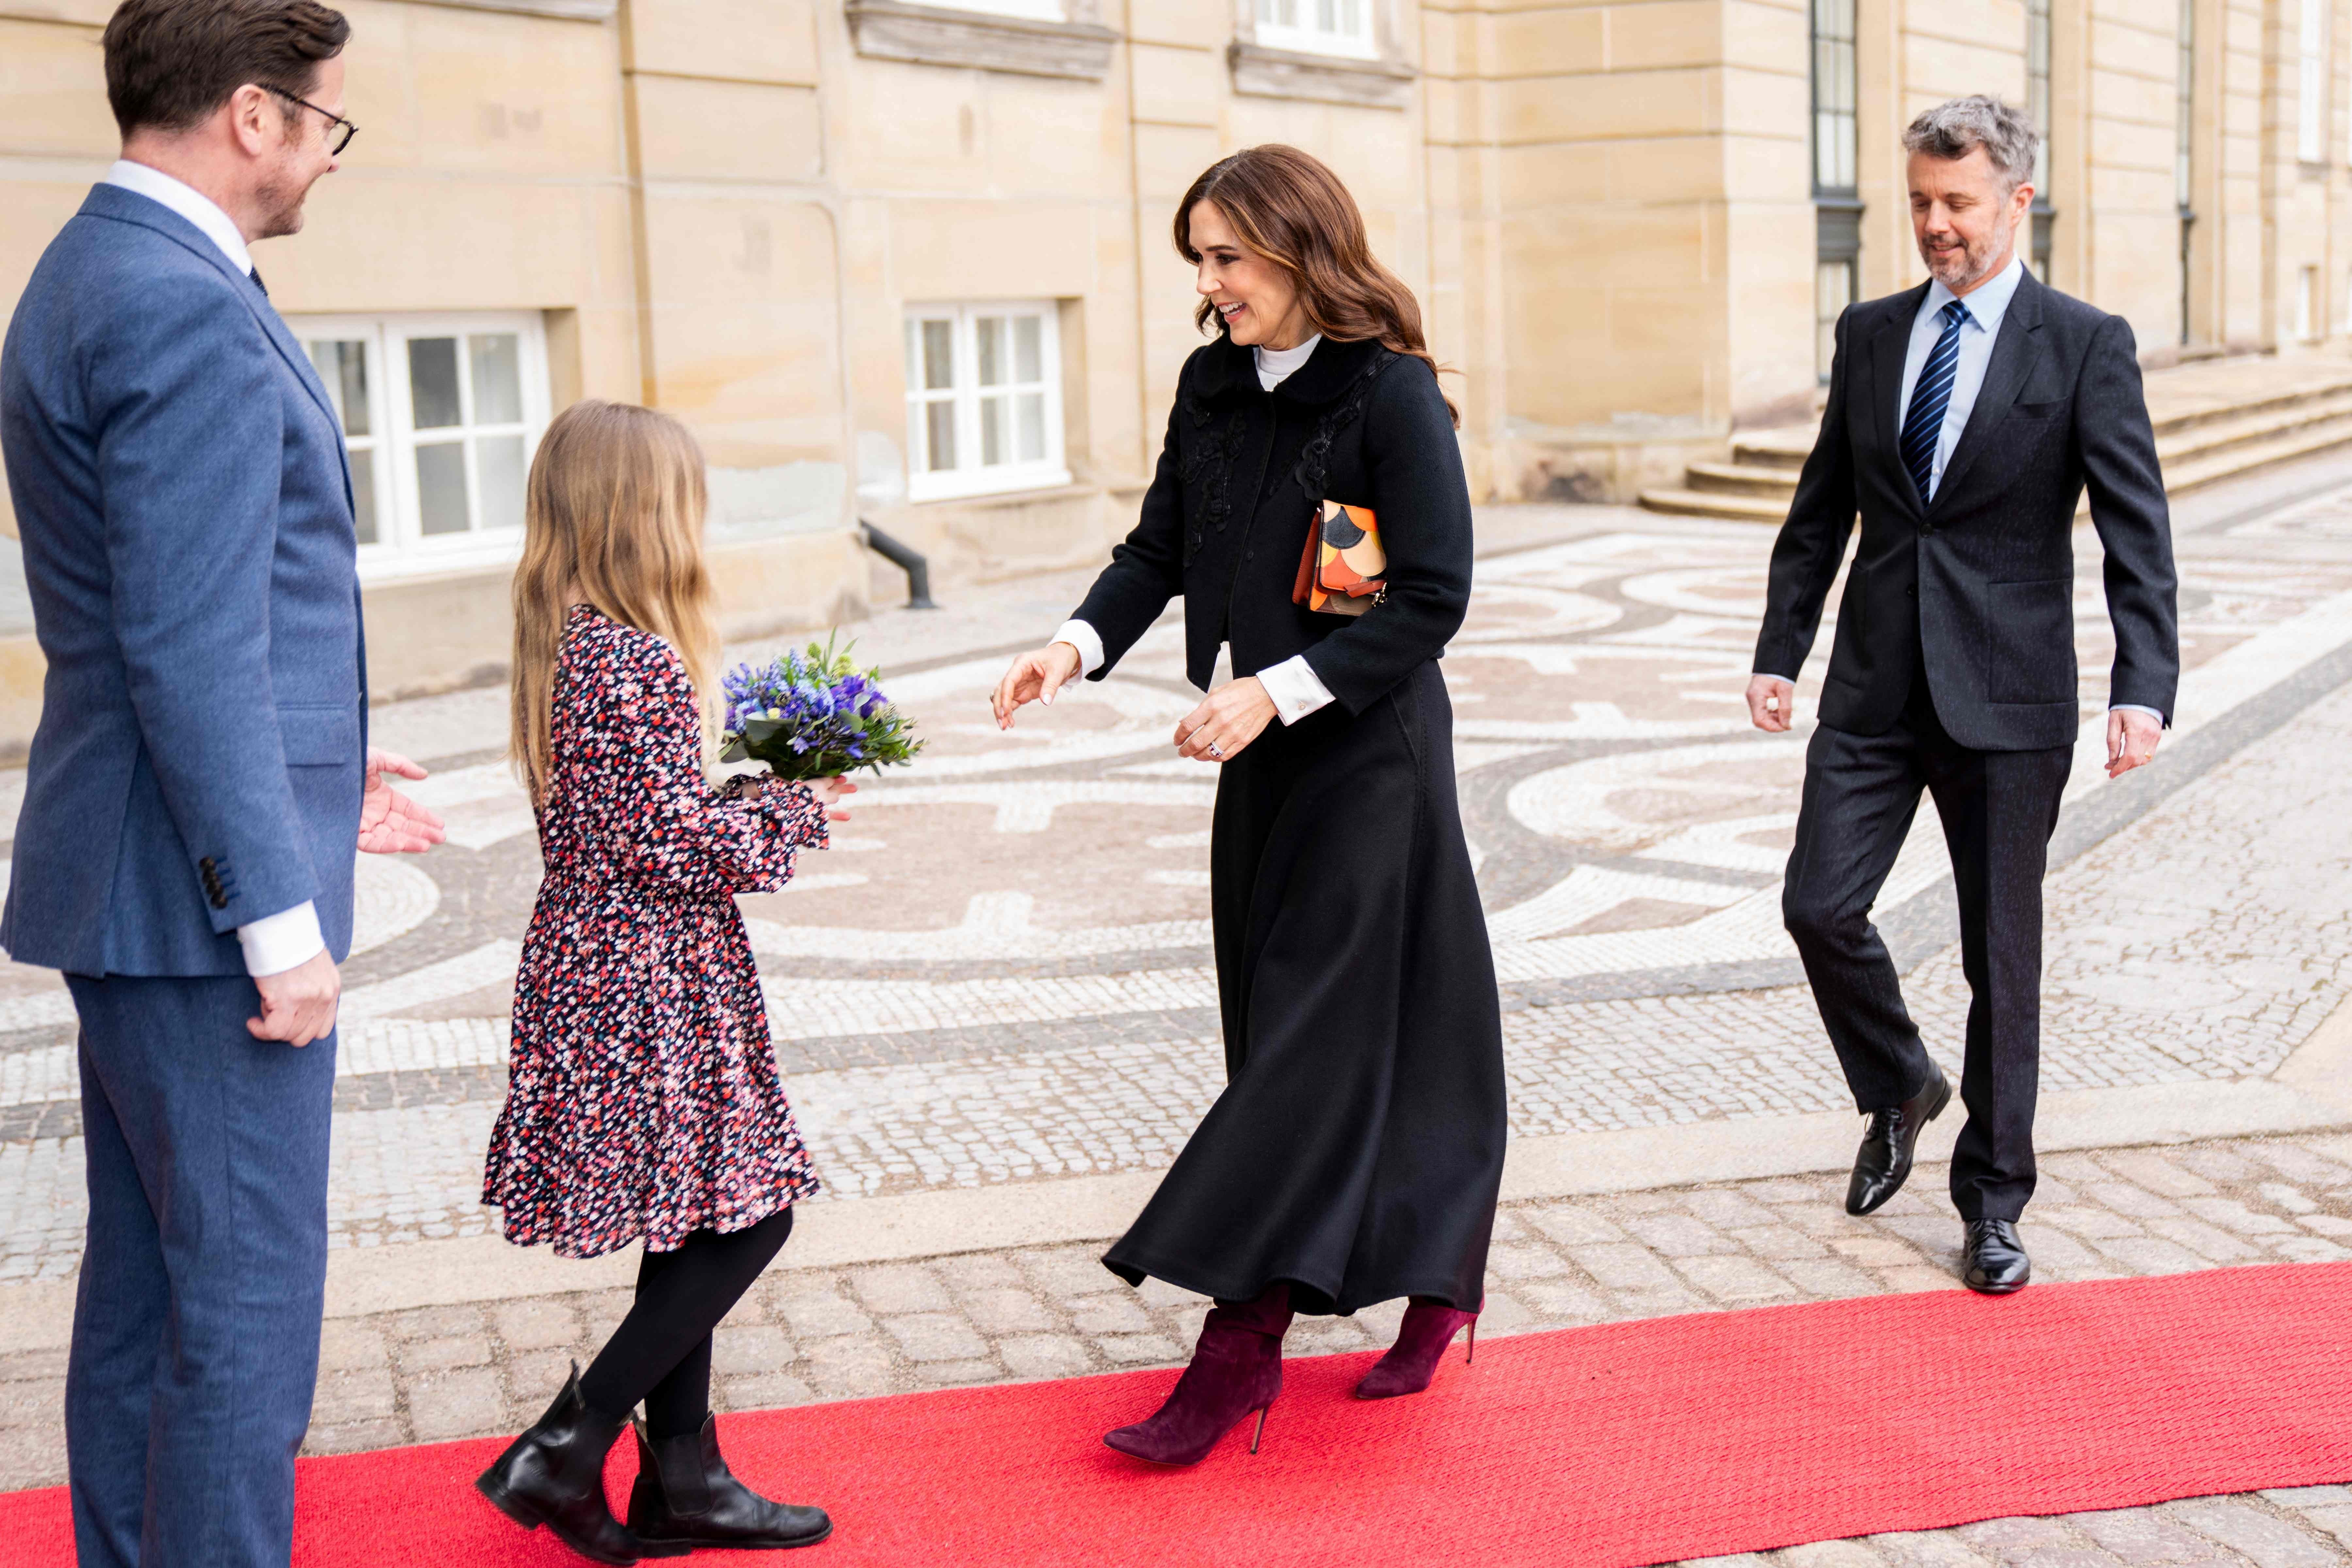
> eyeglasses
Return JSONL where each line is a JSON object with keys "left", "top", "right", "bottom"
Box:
{"left": 268, "top": 87, "right": 358, "bottom": 156}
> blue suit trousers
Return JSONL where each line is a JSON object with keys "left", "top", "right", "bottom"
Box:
{"left": 64, "top": 975, "right": 336, "bottom": 1568}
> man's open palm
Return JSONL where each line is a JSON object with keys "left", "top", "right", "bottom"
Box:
{"left": 359, "top": 748, "right": 447, "bottom": 854}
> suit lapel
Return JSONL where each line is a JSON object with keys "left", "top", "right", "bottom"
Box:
{"left": 1864, "top": 284, "right": 1929, "bottom": 515}
{"left": 1931, "top": 271, "right": 2046, "bottom": 511}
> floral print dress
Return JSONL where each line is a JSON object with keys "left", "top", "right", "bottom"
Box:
{"left": 483, "top": 604, "right": 827, "bottom": 1258}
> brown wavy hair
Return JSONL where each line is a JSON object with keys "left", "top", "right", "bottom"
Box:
{"left": 1175, "top": 145, "right": 1456, "bottom": 425}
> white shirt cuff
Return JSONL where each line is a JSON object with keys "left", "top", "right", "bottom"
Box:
{"left": 2111, "top": 704, "right": 2164, "bottom": 721}
{"left": 1052, "top": 619, "right": 1103, "bottom": 679}
{"left": 1257, "top": 654, "right": 1337, "bottom": 725}
{"left": 238, "top": 900, "right": 326, "bottom": 977}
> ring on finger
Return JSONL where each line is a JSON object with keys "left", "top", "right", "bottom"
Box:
{"left": 1206, "top": 740, "right": 1224, "bottom": 759}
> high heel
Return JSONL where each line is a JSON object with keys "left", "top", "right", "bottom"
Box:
{"left": 475, "top": 1362, "right": 679, "bottom": 1564}
{"left": 1103, "top": 1283, "right": 1291, "bottom": 1467}
{"left": 1353, "top": 1299, "right": 1478, "bottom": 1400}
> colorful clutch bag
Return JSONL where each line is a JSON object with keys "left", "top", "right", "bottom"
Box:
{"left": 1292, "top": 499, "right": 1386, "bottom": 617}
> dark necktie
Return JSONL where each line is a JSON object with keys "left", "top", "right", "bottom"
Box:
{"left": 1899, "top": 299, "right": 1970, "bottom": 504}
{"left": 248, "top": 267, "right": 267, "bottom": 298}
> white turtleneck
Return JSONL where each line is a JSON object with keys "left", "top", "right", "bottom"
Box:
{"left": 1051, "top": 334, "right": 1340, "bottom": 729}
{"left": 1254, "top": 333, "right": 1322, "bottom": 391}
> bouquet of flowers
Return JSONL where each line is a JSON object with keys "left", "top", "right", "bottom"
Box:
{"left": 718, "top": 634, "right": 924, "bottom": 781}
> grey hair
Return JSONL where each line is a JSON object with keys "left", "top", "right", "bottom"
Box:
{"left": 1902, "top": 95, "right": 2040, "bottom": 190}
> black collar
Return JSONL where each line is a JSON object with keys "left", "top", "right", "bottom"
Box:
{"left": 1192, "top": 332, "right": 1389, "bottom": 405}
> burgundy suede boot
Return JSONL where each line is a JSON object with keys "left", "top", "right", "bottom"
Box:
{"left": 1102, "top": 1284, "right": 1292, "bottom": 1466}
{"left": 1353, "top": 1299, "right": 1477, "bottom": 1399}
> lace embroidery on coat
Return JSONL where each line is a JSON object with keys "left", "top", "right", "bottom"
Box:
{"left": 1291, "top": 350, "right": 1399, "bottom": 505}
{"left": 1180, "top": 389, "right": 1249, "bottom": 565}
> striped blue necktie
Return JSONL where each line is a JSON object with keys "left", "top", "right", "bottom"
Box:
{"left": 1900, "top": 300, "right": 1971, "bottom": 504}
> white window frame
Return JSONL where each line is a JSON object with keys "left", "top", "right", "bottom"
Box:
{"left": 903, "top": 302, "right": 1070, "bottom": 503}
{"left": 1254, "top": 0, "right": 1380, "bottom": 59}
{"left": 285, "top": 311, "right": 552, "bottom": 580}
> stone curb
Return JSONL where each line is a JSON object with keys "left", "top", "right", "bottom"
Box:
{"left": 0, "top": 998, "right": 2339, "bottom": 1354}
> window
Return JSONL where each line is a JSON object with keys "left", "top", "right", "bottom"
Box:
{"left": 2179, "top": 0, "right": 2196, "bottom": 344}
{"left": 2299, "top": 265, "right": 2322, "bottom": 341}
{"left": 1810, "top": 0, "right": 1856, "bottom": 192}
{"left": 903, "top": 303, "right": 1069, "bottom": 502}
{"left": 2302, "top": 0, "right": 2327, "bottom": 162}
{"left": 2027, "top": 0, "right": 2054, "bottom": 277}
{"left": 1255, "top": 0, "right": 1378, "bottom": 59}
{"left": 1815, "top": 261, "right": 1856, "bottom": 382}
{"left": 290, "top": 312, "right": 551, "bottom": 574}
{"left": 1810, "top": 0, "right": 1859, "bottom": 383}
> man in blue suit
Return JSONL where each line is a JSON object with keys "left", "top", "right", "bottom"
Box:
{"left": 0, "top": 3, "right": 443, "bottom": 1562}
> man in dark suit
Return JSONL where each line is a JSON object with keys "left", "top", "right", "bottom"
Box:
{"left": 0, "top": 4, "right": 441, "bottom": 1563}
{"left": 1747, "top": 95, "right": 2178, "bottom": 1295}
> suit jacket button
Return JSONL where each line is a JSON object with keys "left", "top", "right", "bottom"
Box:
{"left": 199, "top": 856, "right": 217, "bottom": 872}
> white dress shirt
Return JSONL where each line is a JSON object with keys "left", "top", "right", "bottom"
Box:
{"left": 1761, "top": 254, "right": 2160, "bottom": 722}
{"left": 105, "top": 159, "right": 326, "bottom": 979}
{"left": 1056, "top": 335, "right": 1339, "bottom": 727}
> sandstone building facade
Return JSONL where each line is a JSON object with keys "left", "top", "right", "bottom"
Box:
{"left": 0, "top": 0, "right": 2340, "bottom": 726}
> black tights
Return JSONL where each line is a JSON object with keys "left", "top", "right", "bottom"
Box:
{"left": 578, "top": 1207, "right": 793, "bottom": 1439}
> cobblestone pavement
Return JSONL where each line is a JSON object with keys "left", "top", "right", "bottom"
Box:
{"left": 1, "top": 1132, "right": 2342, "bottom": 1560}
{"left": 7, "top": 481, "right": 2352, "bottom": 1267}
{"left": 5, "top": 474, "right": 2352, "bottom": 1557}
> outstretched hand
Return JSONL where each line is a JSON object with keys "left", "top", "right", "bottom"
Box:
{"left": 991, "top": 642, "right": 1084, "bottom": 730}
{"left": 359, "top": 748, "right": 448, "bottom": 854}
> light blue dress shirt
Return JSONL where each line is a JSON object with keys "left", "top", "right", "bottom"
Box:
{"left": 1897, "top": 255, "right": 2027, "bottom": 503}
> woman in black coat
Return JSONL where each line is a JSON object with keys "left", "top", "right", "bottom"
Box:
{"left": 990, "top": 145, "right": 1505, "bottom": 1466}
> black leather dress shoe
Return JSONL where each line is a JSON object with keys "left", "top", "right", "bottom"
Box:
{"left": 1962, "top": 1219, "right": 2032, "bottom": 1294}
{"left": 1845, "top": 1061, "right": 1952, "bottom": 1215}
{"left": 627, "top": 1416, "right": 832, "bottom": 1551}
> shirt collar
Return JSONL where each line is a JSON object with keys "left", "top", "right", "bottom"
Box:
{"left": 104, "top": 159, "right": 254, "bottom": 277}
{"left": 1924, "top": 253, "right": 2027, "bottom": 336}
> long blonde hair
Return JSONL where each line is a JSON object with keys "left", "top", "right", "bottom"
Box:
{"left": 510, "top": 399, "right": 720, "bottom": 803}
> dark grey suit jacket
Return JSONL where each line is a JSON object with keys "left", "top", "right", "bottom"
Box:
{"left": 1753, "top": 268, "right": 2179, "bottom": 752}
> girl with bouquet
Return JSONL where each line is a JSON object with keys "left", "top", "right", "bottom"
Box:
{"left": 475, "top": 400, "right": 843, "bottom": 1562}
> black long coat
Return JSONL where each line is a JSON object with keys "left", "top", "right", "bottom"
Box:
{"left": 1075, "top": 333, "right": 1506, "bottom": 1316}
{"left": 1754, "top": 270, "right": 2180, "bottom": 750}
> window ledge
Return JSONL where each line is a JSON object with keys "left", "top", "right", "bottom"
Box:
{"left": 845, "top": 0, "right": 1118, "bottom": 82}
{"left": 908, "top": 467, "right": 1077, "bottom": 504}
{"left": 1227, "top": 39, "right": 1414, "bottom": 109}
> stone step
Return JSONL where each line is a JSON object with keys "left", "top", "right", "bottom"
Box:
{"left": 2156, "top": 388, "right": 2352, "bottom": 465}
{"left": 2163, "top": 409, "right": 2352, "bottom": 494}
{"left": 1644, "top": 359, "right": 2352, "bottom": 523}
{"left": 1633, "top": 487, "right": 1790, "bottom": 523}
{"left": 1683, "top": 460, "right": 1800, "bottom": 499}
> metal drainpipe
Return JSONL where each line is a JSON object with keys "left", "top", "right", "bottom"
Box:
{"left": 858, "top": 520, "right": 937, "bottom": 609}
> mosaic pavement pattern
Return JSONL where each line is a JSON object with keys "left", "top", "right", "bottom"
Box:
{"left": 3, "top": 492, "right": 2352, "bottom": 1273}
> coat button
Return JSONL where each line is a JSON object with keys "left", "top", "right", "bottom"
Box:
{"left": 199, "top": 857, "right": 216, "bottom": 872}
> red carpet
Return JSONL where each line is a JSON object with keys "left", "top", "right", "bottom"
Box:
{"left": 4, "top": 1262, "right": 2349, "bottom": 1567}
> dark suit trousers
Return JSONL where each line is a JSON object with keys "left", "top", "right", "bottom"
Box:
{"left": 63, "top": 974, "right": 336, "bottom": 1568}
{"left": 1781, "top": 672, "right": 2072, "bottom": 1222}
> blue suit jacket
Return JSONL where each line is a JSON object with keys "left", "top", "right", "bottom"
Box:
{"left": 0, "top": 183, "right": 367, "bottom": 977}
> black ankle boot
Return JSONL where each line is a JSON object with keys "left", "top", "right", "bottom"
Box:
{"left": 626, "top": 1415, "right": 832, "bottom": 1551}
{"left": 475, "top": 1362, "right": 680, "bottom": 1564}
